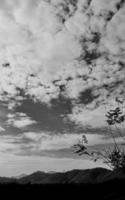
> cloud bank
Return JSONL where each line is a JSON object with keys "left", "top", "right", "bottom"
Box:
{"left": 0, "top": 131, "right": 124, "bottom": 156}
{"left": 0, "top": 0, "right": 124, "bottom": 127}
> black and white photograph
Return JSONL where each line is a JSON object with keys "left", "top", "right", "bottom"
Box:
{"left": 0, "top": 0, "right": 125, "bottom": 199}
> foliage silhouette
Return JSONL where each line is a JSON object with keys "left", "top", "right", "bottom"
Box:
{"left": 73, "top": 98, "right": 125, "bottom": 171}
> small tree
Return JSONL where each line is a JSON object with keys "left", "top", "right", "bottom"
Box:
{"left": 73, "top": 98, "right": 125, "bottom": 171}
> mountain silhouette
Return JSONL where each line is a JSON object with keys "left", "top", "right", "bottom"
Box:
{"left": 0, "top": 168, "right": 125, "bottom": 200}
{"left": 0, "top": 167, "right": 125, "bottom": 184}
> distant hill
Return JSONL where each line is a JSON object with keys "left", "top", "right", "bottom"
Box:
{"left": 1, "top": 168, "right": 125, "bottom": 200}
{"left": 0, "top": 167, "right": 125, "bottom": 184}
{"left": 17, "top": 168, "right": 111, "bottom": 184}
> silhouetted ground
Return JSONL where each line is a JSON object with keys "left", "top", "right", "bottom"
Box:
{"left": 0, "top": 168, "right": 125, "bottom": 200}
{"left": 0, "top": 180, "right": 125, "bottom": 200}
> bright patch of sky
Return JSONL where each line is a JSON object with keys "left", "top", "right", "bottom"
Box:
{"left": 0, "top": 152, "right": 108, "bottom": 177}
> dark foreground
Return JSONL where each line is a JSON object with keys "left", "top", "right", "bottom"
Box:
{"left": 0, "top": 168, "right": 125, "bottom": 199}
{"left": 0, "top": 180, "right": 125, "bottom": 200}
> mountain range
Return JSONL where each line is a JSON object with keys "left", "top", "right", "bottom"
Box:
{"left": 0, "top": 167, "right": 125, "bottom": 184}
{"left": 0, "top": 168, "right": 125, "bottom": 200}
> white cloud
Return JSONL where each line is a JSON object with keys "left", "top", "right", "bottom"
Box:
{"left": 0, "top": 126, "right": 5, "bottom": 132}
{"left": 0, "top": 131, "right": 124, "bottom": 157}
{"left": 22, "top": 131, "right": 123, "bottom": 151}
{"left": 68, "top": 105, "right": 107, "bottom": 127}
{"left": 0, "top": 135, "right": 22, "bottom": 153}
{"left": 0, "top": 0, "right": 124, "bottom": 127}
{"left": 0, "top": 131, "right": 106, "bottom": 155}
{"left": 7, "top": 112, "right": 37, "bottom": 128}
{"left": 12, "top": 118, "right": 36, "bottom": 128}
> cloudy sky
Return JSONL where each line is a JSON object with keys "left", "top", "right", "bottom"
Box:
{"left": 0, "top": 0, "right": 125, "bottom": 176}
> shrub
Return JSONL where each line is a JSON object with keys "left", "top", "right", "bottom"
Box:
{"left": 73, "top": 98, "right": 125, "bottom": 171}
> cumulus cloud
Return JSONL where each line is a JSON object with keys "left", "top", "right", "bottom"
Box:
{"left": 0, "top": 0, "right": 124, "bottom": 127}
{"left": 68, "top": 105, "right": 107, "bottom": 127}
{"left": 7, "top": 112, "right": 37, "bottom": 128}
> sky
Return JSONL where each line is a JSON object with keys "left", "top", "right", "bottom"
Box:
{"left": 0, "top": 0, "right": 125, "bottom": 176}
